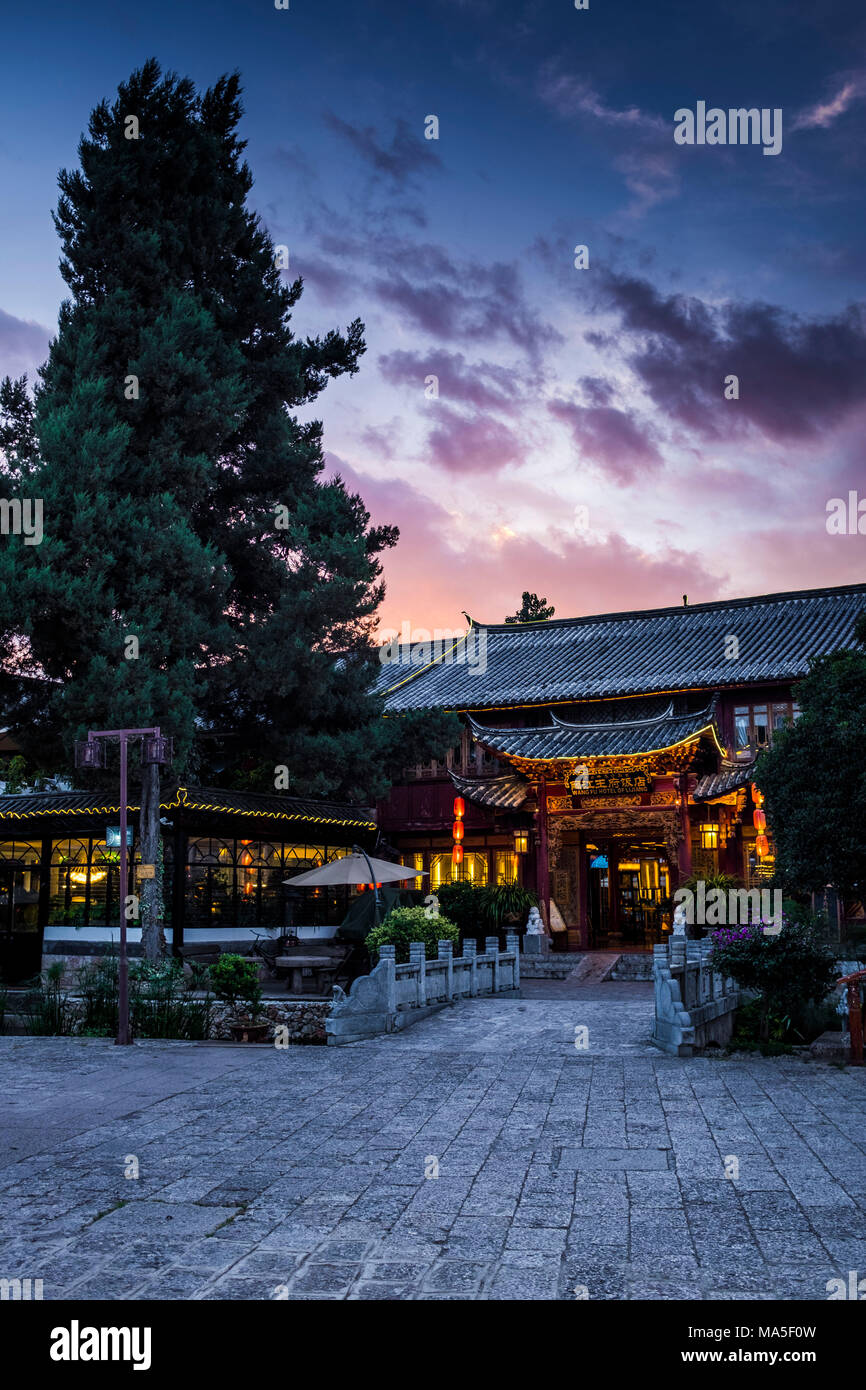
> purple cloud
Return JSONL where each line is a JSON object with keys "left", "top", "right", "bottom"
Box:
{"left": 324, "top": 113, "right": 442, "bottom": 184}
{"left": 427, "top": 402, "right": 526, "bottom": 474}
{"left": 0, "top": 308, "right": 50, "bottom": 383}
{"left": 378, "top": 348, "right": 524, "bottom": 413}
{"left": 549, "top": 395, "right": 664, "bottom": 484}
{"left": 596, "top": 270, "right": 866, "bottom": 444}
{"left": 371, "top": 253, "right": 560, "bottom": 362}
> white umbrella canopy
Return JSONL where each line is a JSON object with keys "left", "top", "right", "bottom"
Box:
{"left": 284, "top": 853, "right": 427, "bottom": 887}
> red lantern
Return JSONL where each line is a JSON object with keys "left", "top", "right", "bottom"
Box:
{"left": 753, "top": 809, "right": 766, "bottom": 832}
{"left": 752, "top": 785, "right": 763, "bottom": 808}
{"left": 452, "top": 820, "right": 464, "bottom": 842}
{"left": 452, "top": 844, "right": 464, "bottom": 866}
{"left": 755, "top": 834, "right": 769, "bottom": 858}
{"left": 453, "top": 796, "right": 465, "bottom": 819}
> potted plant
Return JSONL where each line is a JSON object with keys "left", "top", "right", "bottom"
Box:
{"left": 485, "top": 883, "right": 537, "bottom": 933}
{"left": 210, "top": 953, "right": 269, "bottom": 1042}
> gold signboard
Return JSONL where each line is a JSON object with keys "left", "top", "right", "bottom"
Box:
{"left": 567, "top": 769, "right": 650, "bottom": 796}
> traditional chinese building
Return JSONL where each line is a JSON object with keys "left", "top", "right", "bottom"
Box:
{"left": 0, "top": 784, "right": 375, "bottom": 982}
{"left": 376, "top": 583, "right": 866, "bottom": 951}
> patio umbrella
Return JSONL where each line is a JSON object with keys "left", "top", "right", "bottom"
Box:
{"left": 284, "top": 846, "right": 426, "bottom": 925}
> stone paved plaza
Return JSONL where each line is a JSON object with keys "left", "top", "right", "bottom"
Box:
{"left": 1, "top": 983, "right": 865, "bottom": 1301}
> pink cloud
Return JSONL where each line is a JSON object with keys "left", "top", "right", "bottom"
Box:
{"left": 794, "top": 75, "right": 866, "bottom": 131}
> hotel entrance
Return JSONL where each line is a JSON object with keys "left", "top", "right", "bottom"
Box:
{"left": 585, "top": 840, "right": 670, "bottom": 950}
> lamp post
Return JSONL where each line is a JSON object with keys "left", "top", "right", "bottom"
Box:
{"left": 74, "top": 727, "right": 173, "bottom": 1046}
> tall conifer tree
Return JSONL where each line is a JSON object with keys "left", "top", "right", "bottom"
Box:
{"left": 0, "top": 61, "right": 455, "bottom": 957}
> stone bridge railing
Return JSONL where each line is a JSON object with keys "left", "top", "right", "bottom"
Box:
{"left": 326, "top": 936, "right": 520, "bottom": 1045}
{"left": 652, "top": 936, "right": 741, "bottom": 1057}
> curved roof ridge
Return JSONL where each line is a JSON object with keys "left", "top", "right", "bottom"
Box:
{"left": 468, "top": 581, "right": 866, "bottom": 634}
{"left": 550, "top": 700, "right": 676, "bottom": 730}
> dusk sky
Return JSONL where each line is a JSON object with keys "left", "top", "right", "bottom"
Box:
{"left": 2, "top": 0, "right": 865, "bottom": 634}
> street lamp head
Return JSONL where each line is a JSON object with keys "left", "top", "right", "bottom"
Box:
{"left": 141, "top": 734, "right": 174, "bottom": 767}
{"left": 74, "top": 738, "right": 105, "bottom": 770}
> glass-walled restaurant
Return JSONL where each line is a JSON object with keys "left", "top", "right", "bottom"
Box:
{"left": 0, "top": 785, "right": 377, "bottom": 982}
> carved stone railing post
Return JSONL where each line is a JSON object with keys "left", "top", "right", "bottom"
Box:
{"left": 506, "top": 932, "right": 520, "bottom": 991}
{"left": 463, "top": 938, "right": 478, "bottom": 996}
{"left": 378, "top": 944, "right": 398, "bottom": 1015}
{"left": 484, "top": 937, "right": 501, "bottom": 993}
{"left": 409, "top": 940, "right": 426, "bottom": 1007}
{"left": 438, "top": 939, "right": 453, "bottom": 999}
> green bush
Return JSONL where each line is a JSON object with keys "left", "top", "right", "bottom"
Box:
{"left": 130, "top": 959, "right": 214, "bottom": 1040}
{"left": 209, "top": 953, "right": 263, "bottom": 1021}
{"left": 431, "top": 880, "right": 537, "bottom": 938}
{"left": 77, "top": 953, "right": 214, "bottom": 1039}
{"left": 710, "top": 915, "right": 838, "bottom": 1045}
{"left": 366, "top": 906, "right": 460, "bottom": 964}
{"left": 78, "top": 954, "right": 121, "bottom": 1034}
{"left": 433, "top": 880, "right": 491, "bottom": 937}
{"left": 24, "top": 961, "right": 77, "bottom": 1036}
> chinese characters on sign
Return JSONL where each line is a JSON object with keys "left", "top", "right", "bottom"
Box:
{"left": 566, "top": 769, "right": 650, "bottom": 797}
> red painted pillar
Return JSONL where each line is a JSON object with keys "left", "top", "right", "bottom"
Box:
{"left": 676, "top": 774, "right": 692, "bottom": 888}
{"left": 607, "top": 841, "right": 621, "bottom": 940}
{"left": 576, "top": 835, "right": 589, "bottom": 949}
{"left": 536, "top": 777, "right": 551, "bottom": 930}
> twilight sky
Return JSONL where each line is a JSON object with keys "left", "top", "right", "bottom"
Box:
{"left": 1, "top": 0, "right": 865, "bottom": 634}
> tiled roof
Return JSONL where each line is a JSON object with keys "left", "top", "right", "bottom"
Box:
{"left": 380, "top": 583, "right": 866, "bottom": 711}
{"left": 0, "top": 784, "right": 375, "bottom": 830}
{"left": 178, "top": 787, "right": 375, "bottom": 828}
{"left": 693, "top": 763, "right": 755, "bottom": 802}
{"left": 466, "top": 699, "right": 719, "bottom": 761}
{"left": 450, "top": 770, "right": 530, "bottom": 810}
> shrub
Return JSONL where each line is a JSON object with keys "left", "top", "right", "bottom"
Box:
{"left": 24, "top": 961, "right": 77, "bottom": 1036}
{"left": 78, "top": 954, "right": 121, "bottom": 1034}
{"left": 78, "top": 953, "right": 215, "bottom": 1039}
{"left": 366, "top": 906, "right": 459, "bottom": 964}
{"left": 130, "top": 959, "right": 214, "bottom": 1040}
{"left": 209, "top": 953, "right": 263, "bottom": 1021}
{"left": 434, "top": 880, "right": 491, "bottom": 937}
{"left": 709, "top": 915, "right": 838, "bottom": 1044}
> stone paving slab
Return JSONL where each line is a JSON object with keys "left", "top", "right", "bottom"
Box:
{"left": 1, "top": 991, "right": 865, "bottom": 1300}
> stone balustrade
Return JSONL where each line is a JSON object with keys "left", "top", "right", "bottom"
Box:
{"left": 651, "top": 936, "right": 741, "bottom": 1056}
{"left": 326, "top": 935, "right": 521, "bottom": 1045}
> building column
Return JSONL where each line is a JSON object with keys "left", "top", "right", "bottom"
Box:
{"left": 607, "top": 841, "right": 621, "bottom": 941}
{"left": 39, "top": 835, "right": 52, "bottom": 939}
{"left": 171, "top": 822, "right": 186, "bottom": 954}
{"left": 675, "top": 775, "right": 692, "bottom": 887}
{"left": 576, "top": 836, "right": 589, "bottom": 949}
{"left": 536, "top": 778, "right": 551, "bottom": 930}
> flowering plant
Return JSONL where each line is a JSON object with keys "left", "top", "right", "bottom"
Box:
{"left": 709, "top": 913, "right": 837, "bottom": 1043}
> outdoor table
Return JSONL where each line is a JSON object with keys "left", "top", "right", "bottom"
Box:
{"left": 275, "top": 955, "right": 339, "bottom": 997}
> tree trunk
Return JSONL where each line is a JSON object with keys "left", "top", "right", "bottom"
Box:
{"left": 139, "top": 761, "right": 166, "bottom": 961}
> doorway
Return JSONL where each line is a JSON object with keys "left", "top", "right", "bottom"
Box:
{"left": 0, "top": 862, "right": 43, "bottom": 984}
{"left": 586, "top": 841, "right": 670, "bottom": 949}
